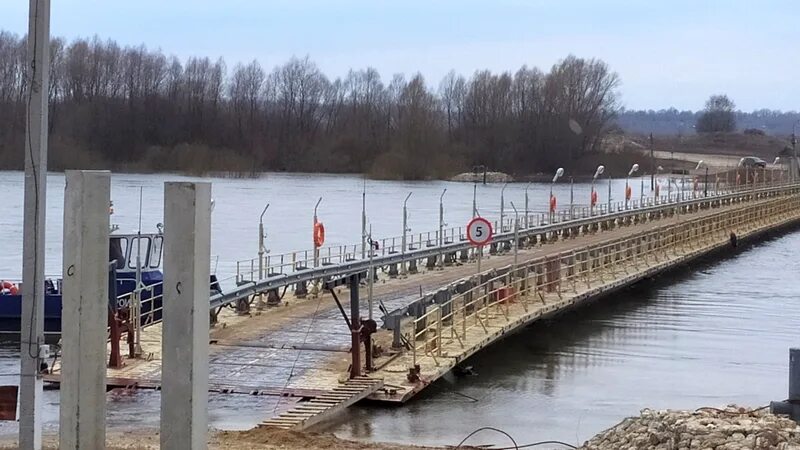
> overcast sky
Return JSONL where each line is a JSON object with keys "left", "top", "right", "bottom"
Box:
{"left": 1, "top": 0, "right": 798, "bottom": 111}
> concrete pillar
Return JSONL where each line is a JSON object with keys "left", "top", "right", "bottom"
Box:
{"left": 161, "top": 182, "right": 211, "bottom": 450}
{"left": 59, "top": 171, "right": 110, "bottom": 450}
{"left": 19, "top": 2, "right": 50, "bottom": 448}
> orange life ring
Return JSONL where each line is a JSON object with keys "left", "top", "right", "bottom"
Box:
{"left": 549, "top": 195, "right": 557, "bottom": 213}
{"left": 313, "top": 221, "right": 325, "bottom": 248}
{"left": 736, "top": 173, "right": 741, "bottom": 185}
{"left": 590, "top": 190, "right": 598, "bottom": 207}
{"left": 0, "top": 281, "right": 18, "bottom": 295}
{"left": 625, "top": 185, "right": 632, "bottom": 201}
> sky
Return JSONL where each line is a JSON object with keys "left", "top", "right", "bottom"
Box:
{"left": 1, "top": 0, "right": 798, "bottom": 111}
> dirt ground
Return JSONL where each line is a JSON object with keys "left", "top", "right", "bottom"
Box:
{"left": 0, "top": 428, "right": 451, "bottom": 449}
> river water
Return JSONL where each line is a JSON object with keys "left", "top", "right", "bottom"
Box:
{"left": 0, "top": 171, "right": 795, "bottom": 447}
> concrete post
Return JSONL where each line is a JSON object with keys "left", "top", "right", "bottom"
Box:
{"left": 161, "top": 182, "right": 211, "bottom": 450}
{"left": 20, "top": 1, "right": 50, "bottom": 448}
{"left": 59, "top": 170, "right": 110, "bottom": 450}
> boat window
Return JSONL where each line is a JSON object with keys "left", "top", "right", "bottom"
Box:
{"left": 109, "top": 237, "right": 127, "bottom": 270}
{"left": 150, "top": 236, "right": 163, "bottom": 268}
{"left": 127, "top": 237, "right": 151, "bottom": 269}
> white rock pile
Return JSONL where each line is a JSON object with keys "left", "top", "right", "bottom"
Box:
{"left": 580, "top": 406, "right": 800, "bottom": 450}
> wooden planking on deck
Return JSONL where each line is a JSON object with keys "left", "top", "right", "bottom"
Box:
{"left": 259, "top": 377, "right": 384, "bottom": 430}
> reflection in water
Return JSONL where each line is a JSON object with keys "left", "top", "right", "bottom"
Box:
{"left": 327, "top": 230, "right": 800, "bottom": 448}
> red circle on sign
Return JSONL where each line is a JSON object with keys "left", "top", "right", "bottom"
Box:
{"left": 467, "top": 217, "right": 493, "bottom": 246}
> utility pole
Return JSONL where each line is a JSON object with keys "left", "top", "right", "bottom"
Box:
{"left": 20, "top": 1, "right": 50, "bottom": 448}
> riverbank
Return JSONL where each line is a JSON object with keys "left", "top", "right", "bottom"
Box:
{"left": 0, "top": 428, "right": 447, "bottom": 449}
{"left": 580, "top": 406, "right": 800, "bottom": 450}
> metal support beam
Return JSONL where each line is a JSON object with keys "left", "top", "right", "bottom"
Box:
{"left": 161, "top": 182, "right": 212, "bottom": 450}
{"left": 19, "top": 1, "right": 50, "bottom": 448}
{"left": 349, "top": 275, "right": 361, "bottom": 379}
{"left": 59, "top": 170, "right": 110, "bottom": 450}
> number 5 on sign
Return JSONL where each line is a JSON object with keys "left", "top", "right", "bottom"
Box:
{"left": 467, "top": 217, "right": 493, "bottom": 246}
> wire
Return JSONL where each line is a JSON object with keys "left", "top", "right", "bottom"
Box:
{"left": 494, "top": 441, "right": 578, "bottom": 450}
{"left": 455, "top": 426, "right": 519, "bottom": 449}
{"left": 271, "top": 292, "right": 325, "bottom": 415}
{"left": 454, "top": 426, "right": 579, "bottom": 450}
{"left": 24, "top": 0, "right": 43, "bottom": 360}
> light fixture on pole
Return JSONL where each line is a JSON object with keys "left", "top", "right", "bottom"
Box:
{"left": 625, "top": 163, "right": 639, "bottom": 209}
{"left": 438, "top": 189, "right": 447, "bottom": 269}
{"left": 524, "top": 182, "right": 532, "bottom": 228}
{"left": 500, "top": 183, "right": 508, "bottom": 233}
{"left": 591, "top": 165, "right": 604, "bottom": 215}
{"left": 258, "top": 203, "right": 270, "bottom": 280}
{"left": 401, "top": 192, "right": 412, "bottom": 276}
{"left": 509, "top": 201, "right": 520, "bottom": 267}
{"left": 550, "top": 168, "right": 564, "bottom": 222}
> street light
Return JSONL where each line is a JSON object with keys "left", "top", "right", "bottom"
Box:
{"left": 696, "top": 160, "right": 708, "bottom": 197}
{"left": 524, "top": 182, "right": 532, "bottom": 228}
{"left": 313, "top": 197, "right": 323, "bottom": 268}
{"left": 509, "top": 201, "right": 520, "bottom": 267}
{"left": 438, "top": 189, "right": 447, "bottom": 269}
{"left": 792, "top": 120, "right": 799, "bottom": 182}
{"left": 773, "top": 157, "right": 780, "bottom": 186}
{"left": 500, "top": 183, "right": 508, "bottom": 233}
{"left": 258, "top": 203, "right": 270, "bottom": 280}
{"left": 625, "top": 163, "right": 639, "bottom": 209}
{"left": 550, "top": 168, "right": 564, "bottom": 222}
{"left": 401, "top": 192, "right": 412, "bottom": 276}
{"left": 591, "top": 165, "right": 604, "bottom": 216}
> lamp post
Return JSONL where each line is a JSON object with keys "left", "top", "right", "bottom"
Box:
{"left": 591, "top": 165, "right": 604, "bottom": 216}
{"left": 639, "top": 175, "right": 645, "bottom": 207}
{"left": 313, "top": 197, "right": 322, "bottom": 268}
{"left": 500, "top": 183, "right": 508, "bottom": 233}
{"left": 401, "top": 192, "right": 412, "bottom": 276}
{"left": 438, "top": 189, "right": 447, "bottom": 269}
{"left": 695, "top": 160, "right": 708, "bottom": 197}
{"left": 569, "top": 176, "right": 574, "bottom": 219}
{"left": 656, "top": 166, "right": 665, "bottom": 203}
{"left": 773, "top": 157, "right": 781, "bottom": 186}
{"left": 792, "top": 121, "right": 798, "bottom": 182}
{"left": 258, "top": 203, "right": 270, "bottom": 280}
{"left": 625, "top": 163, "right": 639, "bottom": 210}
{"left": 524, "top": 182, "right": 532, "bottom": 228}
{"left": 361, "top": 179, "right": 367, "bottom": 259}
{"left": 509, "top": 201, "right": 520, "bottom": 268}
{"left": 550, "top": 168, "right": 564, "bottom": 222}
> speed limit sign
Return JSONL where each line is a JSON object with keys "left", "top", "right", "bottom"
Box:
{"left": 467, "top": 217, "right": 493, "bottom": 246}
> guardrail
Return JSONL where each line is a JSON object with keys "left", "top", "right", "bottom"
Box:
{"left": 406, "top": 191, "right": 794, "bottom": 367}
{"left": 210, "top": 179, "right": 800, "bottom": 310}
{"left": 233, "top": 177, "right": 775, "bottom": 284}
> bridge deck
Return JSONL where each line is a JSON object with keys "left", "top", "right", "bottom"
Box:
{"left": 44, "top": 185, "right": 800, "bottom": 429}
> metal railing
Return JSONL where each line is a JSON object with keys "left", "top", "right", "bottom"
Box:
{"left": 212, "top": 178, "right": 800, "bottom": 311}
{"left": 405, "top": 191, "right": 798, "bottom": 366}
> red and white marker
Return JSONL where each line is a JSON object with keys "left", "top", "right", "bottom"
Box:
{"left": 467, "top": 217, "right": 493, "bottom": 246}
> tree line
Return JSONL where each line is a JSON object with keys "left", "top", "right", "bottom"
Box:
{"left": 0, "top": 32, "right": 621, "bottom": 178}
{"left": 617, "top": 107, "right": 800, "bottom": 136}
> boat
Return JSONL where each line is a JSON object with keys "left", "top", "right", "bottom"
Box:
{"left": 0, "top": 227, "right": 221, "bottom": 339}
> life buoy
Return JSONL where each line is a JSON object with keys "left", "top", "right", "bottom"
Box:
{"left": 655, "top": 183, "right": 660, "bottom": 197}
{"left": 313, "top": 221, "right": 325, "bottom": 248}
{"left": 549, "top": 195, "right": 556, "bottom": 213}
{"left": 693, "top": 177, "right": 698, "bottom": 191}
{"left": 590, "top": 190, "right": 598, "bottom": 207}
{"left": 625, "top": 185, "right": 632, "bottom": 201}
{"left": 0, "top": 281, "right": 18, "bottom": 295}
